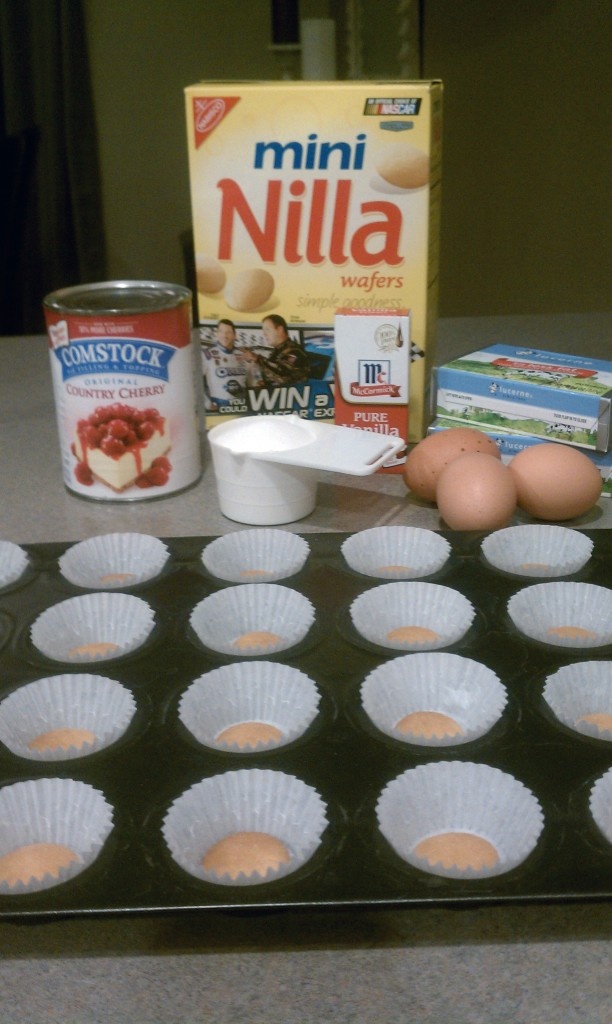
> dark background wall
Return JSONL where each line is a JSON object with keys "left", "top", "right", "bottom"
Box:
{"left": 83, "top": 0, "right": 610, "bottom": 317}
{"left": 421, "top": 0, "right": 610, "bottom": 316}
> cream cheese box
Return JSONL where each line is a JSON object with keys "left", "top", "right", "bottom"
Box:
{"left": 434, "top": 345, "right": 612, "bottom": 452}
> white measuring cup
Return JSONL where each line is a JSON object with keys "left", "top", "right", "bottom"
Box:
{"left": 208, "top": 415, "right": 406, "bottom": 525}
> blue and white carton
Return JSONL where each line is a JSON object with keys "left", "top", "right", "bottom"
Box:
{"left": 433, "top": 345, "right": 612, "bottom": 452}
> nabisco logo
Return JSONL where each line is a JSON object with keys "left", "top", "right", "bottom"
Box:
{"left": 195, "top": 98, "right": 225, "bottom": 134}
{"left": 193, "top": 96, "right": 240, "bottom": 148}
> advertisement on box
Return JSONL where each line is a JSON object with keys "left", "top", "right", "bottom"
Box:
{"left": 185, "top": 80, "right": 442, "bottom": 450}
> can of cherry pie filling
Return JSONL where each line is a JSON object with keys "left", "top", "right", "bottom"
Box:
{"left": 43, "top": 280, "right": 203, "bottom": 501}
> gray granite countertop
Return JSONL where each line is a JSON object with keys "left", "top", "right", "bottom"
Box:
{"left": 0, "top": 313, "right": 610, "bottom": 1024}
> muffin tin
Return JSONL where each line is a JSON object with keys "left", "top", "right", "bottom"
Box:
{"left": 0, "top": 530, "right": 610, "bottom": 918}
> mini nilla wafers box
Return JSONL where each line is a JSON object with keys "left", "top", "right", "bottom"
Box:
{"left": 184, "top": 81, "right": 443, "bottom": 461}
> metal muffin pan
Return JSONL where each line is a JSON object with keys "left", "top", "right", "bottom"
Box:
{"left": 0, "top": 530, "right": 610, "bottom": 920}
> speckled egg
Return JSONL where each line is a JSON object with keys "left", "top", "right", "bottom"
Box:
{"left": 403, "top": 428, "right": 502, "bottom": 503}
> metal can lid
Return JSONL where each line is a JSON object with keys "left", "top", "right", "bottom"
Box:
{"left": 43, "top": 280, "right": 191, "bottom": 315}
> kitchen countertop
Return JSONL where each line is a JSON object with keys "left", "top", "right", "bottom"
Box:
{"left": 0, "top": 312, "right": 610, "bottom": 1024}
{"left": 1, "top": 311, "right": 611, "bottom": 544}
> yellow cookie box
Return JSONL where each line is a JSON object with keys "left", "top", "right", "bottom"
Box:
{"left": 185, "top": 80, "right": 443, "bottom": 447}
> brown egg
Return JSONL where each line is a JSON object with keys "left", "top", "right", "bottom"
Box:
{"left": 403, "top": 428, "right": 501, "bottom": 502}
{"left": 509, "top": 443, "right": 602, "bottom": 520}
{"left": 436, "top": 453, "right": 517, "bottom": 531}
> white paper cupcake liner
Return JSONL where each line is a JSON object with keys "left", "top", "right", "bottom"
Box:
{"left": 201, "top": 530, "right": 310, "bottom": 583}
{"left": 350, "top": 582, "right": 475, "bottom": 652}
{"left": 0, "top": 777, "right": 114, "bottom": 894}
{"left": 189, "top": 584, "right": 315, "bottom": 656}
{"left": 482, "top": 525, "right": 593, "bottom": 578}
{"left": 361, "top": 653, "right": 507, "bottom": 746}
{"left": 178, "top": 661, "right": 320, "bottom": 752}
{"left": 507, "top": 582, "right": 612, "bottom": 649}
{"left": 162, "top": 769, "right": 328, "bottom": 886}
{"left": 542, "top": 661, "right": 612, "bottom": 741}
{"left": 376, "top": 761, "right": 544, "bottom": 879}
{"left": 342, "top": 527, "right": 451, "bottom": 580}
{"left": 58, "top": 533, "right": 170, "bottom": 589}
{"left": 0, "top": 541, "right": 29, "bottom": 590}
{"left": 30, "top": 592, "right": 156, "bottom": 663}
{"left": 0, "top": 674, "right": 137, "bottom": 761}
{"left": 589, "top": 767, "right": 612, "bottom": 846}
